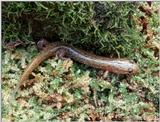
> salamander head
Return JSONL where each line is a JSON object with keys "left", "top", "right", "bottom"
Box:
{"left": 122, "top": 60, "right": 140, "bottom": 74}
{"left": 108, "top": 60, "right": 140, "bottom": 75}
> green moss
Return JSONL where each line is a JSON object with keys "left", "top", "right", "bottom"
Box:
{"left": 2, "top": 1, "right": 159, "bottom": 121}
{"left": 2, "top": 1, "right": 144, "bottom": 57}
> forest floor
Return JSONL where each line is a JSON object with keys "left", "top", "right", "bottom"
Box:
{"left": 2, "top": 2, "right": 160, "bottom": 121}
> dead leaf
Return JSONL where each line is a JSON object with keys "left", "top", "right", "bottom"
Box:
{"left": 139, "top": 16, "right": 148, "bottom": 34}
{"left": 139, "top": 6, "right": 152, "bottom": 17}
{"left": 62, "top": 59, "right": 73, "bottom": 72}
{"left": 63, "top": 74, "right": 73, "bottom": 81}
{"left": 142, "top": 113, "right": 157, "bottom": 121}
{"left": 63, "top": 92, "right": 75, "bottom": 103}
{"left": 4, "top": 40, "right": 25, "bottom": 50}
{"left": 87, "top": 107, "right": 100, "bottom": 121}
{"left": 71, "top": 72, "right": 91, "bottom": 93}
{"left": 59, "top": 112, "right": 73, "bottom": 120}
{"left": 50, "top": 93, "right": 64, "bottom": 102}
{"left": 56, "top": 102, "right": 62, "bottom": 109}
{"left": 101, "top": 116, "right": 112, "bottom": 121}
{"left": 82, "top": 95, "right": 89, "bottom": 104}
{"left": 51, "top": 70, "right": 59, "bottom": 77}
{"left": 17, "top": 98, "right": 30, "bottom": 108}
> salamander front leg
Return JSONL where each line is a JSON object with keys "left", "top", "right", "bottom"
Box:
{"left": 56, "top": 49, "right": 73, "bottom": 72}
{"left": 37, "top": 38, "right": 50, "bottom": 51}
{"left": 103, "top": 70, "right": 109, "bottom": 79}
{"left": 97, "top": 70, "right": 109, "bottom": 79}
{"left": 56, "top": 49, "right": 71, "bottom": 60}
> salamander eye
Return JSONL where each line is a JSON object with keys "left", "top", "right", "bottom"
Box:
{"left": 128, "top": 68, "right": 133, "bottom": 73}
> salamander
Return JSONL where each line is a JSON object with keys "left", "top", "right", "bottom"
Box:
{"left": 11, "top": 39, "right": 139, "bottom": 100}
{"left": 39, "top": 39, "right": 139, "bottom": 72}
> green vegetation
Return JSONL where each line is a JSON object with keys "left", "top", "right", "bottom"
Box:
{"left": 2, "top": 1, "right": 143, "bottom": 57}
{"left": 2, "top": 1, "right": 160, "bottom": 121}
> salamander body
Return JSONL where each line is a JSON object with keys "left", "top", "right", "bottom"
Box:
{"left": 18, "top": 39, "right": 140, "bottom": 88}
